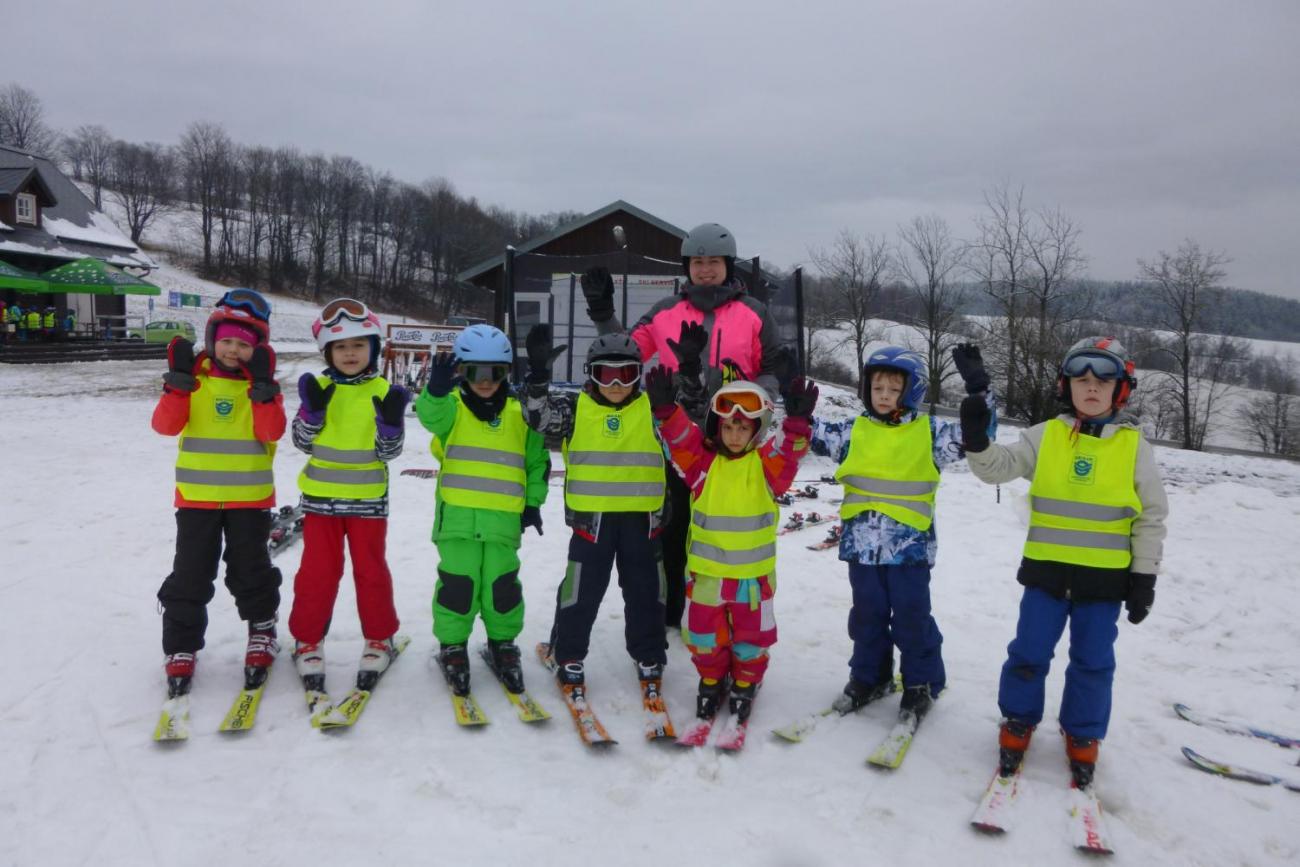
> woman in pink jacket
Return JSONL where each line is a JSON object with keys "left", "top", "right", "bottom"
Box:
{"left": 582, "top": 222, "right": 785, "bottom": 630}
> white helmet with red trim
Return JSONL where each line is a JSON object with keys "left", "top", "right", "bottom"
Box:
{"left": 705, "top": 379, "right": 775, "bottom": 451}
{"left": 312, "top": 297, "right": 383, "bottom": 365}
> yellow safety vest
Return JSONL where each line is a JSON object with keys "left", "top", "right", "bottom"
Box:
{"left": 25, "top": 311, "right": 39, "bottom": 329}
{"left": 563, "top": 391, "right": 665, "bottom": 513}
{"left": 42, "top": 311, "right": 55, "bottom": 328}
{"left": 433, "top": 393, "right": 529, "bottom": 513}
{"left": 836, "top": 415, "right": 939, "bottom": 531}
{"left": 1024, "top": 419, "right": 1142, "bottom": 569}
{"left": 686, "top": 449, "right": 779, "bottom": 579}
{"left": 175, "top": 368, "right": 276, "bottom": 503}
{"left": 298, "top": 376, "right": 390, "bottom": 500}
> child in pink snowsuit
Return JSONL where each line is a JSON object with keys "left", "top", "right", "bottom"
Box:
{"left": 645, "top": 366, "right": 818, "bottom": 724}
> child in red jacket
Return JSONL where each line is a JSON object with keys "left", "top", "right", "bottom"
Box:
{"left": 151, "top": 290, "right": 285, "bottom": 698}
{"left": 645, "top": 364, "right": 818, "bottom": 738}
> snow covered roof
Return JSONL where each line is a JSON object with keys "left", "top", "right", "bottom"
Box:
{"left": 0, "top": 144, "right": 154, "bottom": 270}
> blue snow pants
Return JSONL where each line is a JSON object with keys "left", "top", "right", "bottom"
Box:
{"left": 998, "top": 586, "right": 1122, "bottom": 740}
{"left": 846, "top": 562, "right": 945, "bottom": 694}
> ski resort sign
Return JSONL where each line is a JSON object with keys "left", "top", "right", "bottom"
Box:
{"left": 387, "top": 324, "right": 462, "bottom": 349}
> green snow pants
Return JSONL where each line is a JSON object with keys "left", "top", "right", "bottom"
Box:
{"left": 432, "top": 538, "right": 524, "bottom": 645}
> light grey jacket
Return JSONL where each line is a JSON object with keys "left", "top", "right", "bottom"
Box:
{"left": 966, "top": 414, "right": 1169, "bottom": 575}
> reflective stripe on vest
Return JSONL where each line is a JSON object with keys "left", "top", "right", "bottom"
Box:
{"left": 563, "top": 391, "right": 664, "bottom": 513}
{"left": 835, "top": 415, "right": 939, "bottom": 531}
{"left": 297, "top": 376, "right": 390, "bottom": 500}
{"left": 686, "top": 449, "right": 779, "bottom": 579}
{"left": 174, "top": 368, "right": 276, "bottom": 503}
{"left": 1023, "top": 419, "right": 1142, "bottom": 569}
{"left": 437, "top": 394, "right": 530, "bottom": 513}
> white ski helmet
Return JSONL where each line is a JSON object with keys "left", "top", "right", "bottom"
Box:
{"left": 312, "top": 297, "right": 383, "bottom": 367}
{"left": 705, "top": 379, "right": 775, "bottom": 451}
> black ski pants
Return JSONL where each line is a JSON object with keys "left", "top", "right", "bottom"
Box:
{"left": 550, "top": 512, "right": 667, "bottom": 667}
{"left": 158, "top": 507, "right": 282, "bottom": 655}
{"left": 659, "top": 467, "right": 690, "bottom": 629}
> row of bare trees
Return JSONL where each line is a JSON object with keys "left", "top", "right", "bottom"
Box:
{"left": 803, "top": 187, "right": 1299, "bottom": 454}
{"left": 5, "top": 83, "right": 577, "bottom": 319}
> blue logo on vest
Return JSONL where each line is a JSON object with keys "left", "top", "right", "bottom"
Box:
{"left": 488, "top": 416, "right": 502, "bottom": 429}
{"left": 214, "top": 398, "right": 235, "bottom": 419}
{"left": 1071, "top": 455, "right": 1096, "bottom": 485}
{"left": 605, "top": 415, "right": 620, "bottom": 433}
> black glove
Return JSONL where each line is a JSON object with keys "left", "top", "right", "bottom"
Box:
{"left": 959, "top": 394, "right": 991, "bottom": 452}
{"left": 580, "top": 266, "right": 615, "bottom": 323}
{"left": 426, "top": 351, "right": 457, "bottom": 397}
{"left": 372, "top": 386, "right": 410, "bottom": 436}
{"left": 525, "top": 323, "right": 568, "bottom": 383}
{"left": 644, "top": 364, "right": 676, "bottom": 411}
{"left": 298, "top": 373, "right": 336, "bottom": 413}
{"left": 951, "top": 343, "right": 990, "bottom": 395}
{"left": 163, "top": 336, "right": 198, "bottom": 394}
{"left": 245, "top": 345, "right": 280, "bottom": 403}
{"left": 665, "top": 320, "right": 708, "bottom": 379}
{"left": 783, "top": 377, "right": 819, "bottom": 419}
{"left": 521, "top": 505, "right": 543, "bottom": 536}
{"left": 1126, "top": 573, "right": 1156, "bottom": 625}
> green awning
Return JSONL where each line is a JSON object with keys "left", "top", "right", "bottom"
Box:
{"left": 0, "top": 259, "right": 49, "bottom": 294}
{"left": 41, "top": 257, "right": 161, "bottom": 296}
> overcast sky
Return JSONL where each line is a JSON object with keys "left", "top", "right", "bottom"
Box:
{"left": 12, "top": 1, "right": 1299, "bottom": 297}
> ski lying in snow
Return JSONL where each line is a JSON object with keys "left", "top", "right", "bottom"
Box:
{"left": 218, "top": 665, "right": 273, "bottom": 733}
{"left": 267, "top": 505, "right": 305, "bottom": 557}
{"left": 1068, "top": 783, "right": 1114, "bottom": 854}
{"left": 640, "top": 676, "right": 676, "bottom": 741}
{"left": 776, "top": 512, "right": 838, "bottom": 536}
{"left": 153, "top": 696, "right": 190, "bottom": 742}
{"left": 771, "top": 678, "right": 901, "bottom": 743}
{"left": 1173, "top": 703, "right": 1299, "bottom": 750}
{"left": 867, "top": 713, "right": 921, "bottom": 769}
{"left": 479, "top": 646, "right": 548, "bottom": 724}
{"left": 970, "top": 769, "right": 1023, "bottom": 834}
{"left": 435, "top": 652, "right": 489, "bottom": 727}
{"left": 534, "top": 643, "right": 616, "bottom": 746}
{"left": 1181, "top": 746, "right": 1300, "bottom": 792}
{"left": 317, "top": 635, "right": 411, "bottom": 729}
{"left": 806, "top": 525, "right": 843, "bottom": 551}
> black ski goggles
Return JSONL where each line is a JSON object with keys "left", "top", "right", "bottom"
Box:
{"left": 1061, "top": 353, "right": 1126, "bottom": 380}
{"left": 217, "top": 288, "right": 272, "bottom": 322}
{"left": 460, "top": 363, "right": 510, "bottom": 384}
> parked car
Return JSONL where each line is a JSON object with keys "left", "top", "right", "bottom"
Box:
{"left": 127, "top": 320, "right": 196, "bottom": 344}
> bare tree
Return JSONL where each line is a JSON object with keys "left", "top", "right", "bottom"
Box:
{"left": 808, "top": 230, "right": 891, "bottom": 389}
{"left": 1239, "top": 354, "right": 1298, "bottom": 455}
{"left": 0, "top": 83, "right": 58, "bottom": 154}
{"left": 895, "top": 215, "right": 966, "bottom": 407}
{"left": 178, "top": 121, "right": 235, "bottom": 274}
{"left": 65, "top": 125, "right": 114, "bottom": 208}
{"left": 1138, "top": 239, "right": 1231, "bottom": 449}
{"left": 109, "top": 141, "right": 174, "bottom": 244}
{"left": 970, "top": 183, "right": 1032, "bottom": 410}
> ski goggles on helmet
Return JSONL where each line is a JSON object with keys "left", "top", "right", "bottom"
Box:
{"left": 319, "top": 297, "right": 373, "bottom": 328}
{"left": 711, "top": 390, "right": 767, "bottom": 419}
{"left": 590, "top": 361, "right": 641, "bottom": 387}
{"left": 217, "top": 288, "right": 271, "bottom": 322}
{"left": 459, "top": 362, "right": 510, "bottom": 384}
{"left": 1061, "top": 352, "right": 1126, "bottom": 380}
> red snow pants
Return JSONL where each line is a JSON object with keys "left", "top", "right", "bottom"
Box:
{"left": 288, "top": 512, "right": 399, "bottom": 644}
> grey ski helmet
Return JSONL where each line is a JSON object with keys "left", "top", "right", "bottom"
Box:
{"left": 681, "top": 223, "right": 737, "bottom": 284}
{"left": 586, "top": 331, "right": 642, "bottom": 366}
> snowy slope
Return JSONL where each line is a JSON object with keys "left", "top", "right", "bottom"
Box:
{"left": 1, "top": 360, "right": 1298, "bottom": 867}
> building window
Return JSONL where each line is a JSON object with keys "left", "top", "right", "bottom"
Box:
{"left": 15, "top": 193, "right": 36, "bottom": 225}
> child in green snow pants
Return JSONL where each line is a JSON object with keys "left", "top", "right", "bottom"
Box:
{"left": 432, "top": 538, "right": 525, "bottom": 643}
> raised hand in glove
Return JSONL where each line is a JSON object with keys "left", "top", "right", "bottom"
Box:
{"left": 426, "top": 350, "right": 458, "bottom": 397}
{"left": 163, "top": 336, "right": 199, "bottom": 394}
{"left": 644, "top": 364, "right": 676, "bottom": 414}
{"left": 297, "top": 372, "right": 335, "bottom": 425}
{"left": 525, "top": 323, "right": 568, "bottom": 383}
{"left": 783, "top": 376, "right": 819, "bottom": 419}
{"left": 580, "top": 266, "right": 615, "bottom": 323}
{"left": 959, "top": 394, "right": 991, "bottom": 453}
{"left": 951, "top": 343, "right": 990, "bottom": 395}
{"left": 244, "top": 345, "right": 280, "bottom": 404}
{"left": 521, "top": 505, "right": 544, "bottom": 536}
{"left": 373, "top": 386, "right": 410, "bottom": 438}
{"left": 665, "top": 320, "right": 708, "bottom": 379}
{"left": 1125, "top": 573, "right": 1156, "bottom": 625}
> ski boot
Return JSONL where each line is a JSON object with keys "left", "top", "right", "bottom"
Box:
{"left": 556, "top": 659, "right": 585, "bottom": 688}
{"left": 831, "top": 677, "right": 895, "bottom": 714}
{"left": 164, "top": 652, "right": 196, "bottom": 698}
{"left": 293, "top": 641, "right": 325, "bottom": 678}
{"left": 1065, "top": 733, "right": 1099, "bottom": 788}
{"left": 636, "top": 660, "right": 665, "bottom": 682}
{"left": 244, "top": 618, "right": 279, "bottom": 687}
{"left": 487, "top": 638, "right": 526, "bottom": 694}
{"left": 728, "top": 682, "right": 757, "bottom": 725}
{"left": 438, "top": 643, "right": 471, "bottom": 696}
{"left": 898, "top": 684, "right": 935, "bottom": 726}
{"left": 695, "top": 677, "right": 727, "bottom": 720}
{"left": 357, "top": 636, "right": 399, "bottom": 690}
{"left": 998, "top": 719, "right": 1035, "bottom": 776}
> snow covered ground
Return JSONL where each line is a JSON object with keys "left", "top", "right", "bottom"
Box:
{"left": 2, "top": 351, "right": 1298, "bottom": 867}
